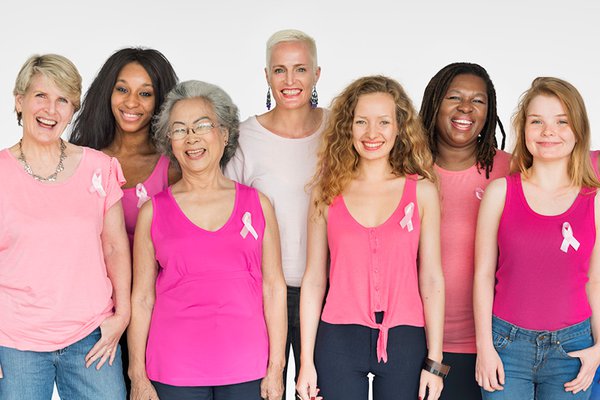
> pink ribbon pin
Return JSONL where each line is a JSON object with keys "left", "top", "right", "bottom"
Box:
{"left": 560, "top": 222, "right": 580, "bottom": 253}
{"left": 89, "top": 169, "right": 106, "bottom": 197}
{"left": 399, "top": 202, "right": 414, "bottom": 232}
{"left": 240, "top": 212, "right": 258, "bottom": 240}
{"left": 136, "top": 183, "right": 150, "bottom": 208}
{"left": 475, "top": 187, "right": 485, "bottom": 200}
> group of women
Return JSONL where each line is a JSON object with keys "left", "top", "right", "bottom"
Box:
{"left": 0, "top": 28, "right": 599, "bottom": 400}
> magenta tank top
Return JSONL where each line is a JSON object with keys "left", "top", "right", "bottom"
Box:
{"left": 591, "top": 150, "right": 600, "bottom": 179}
{"left": 145, "top": 182, "right": 268, "bottom": 386}
{"left": 494, "top": 174, "right": 596, "bottom": 330}
{"left": 121, "top": 155, "right": 170, "bottom": 246}
{"left": 321, "top": 176, "right": 425, "bottom": 363}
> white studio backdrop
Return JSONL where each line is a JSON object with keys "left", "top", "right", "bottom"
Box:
{"left": 0, "top": 1, "right": 598, "bottom": 399}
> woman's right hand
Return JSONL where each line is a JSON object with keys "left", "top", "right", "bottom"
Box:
{"left": 296, "top": 364, "right": 322, "bottom": 400}
{"left": 130, "top": 378, "right": 159, "bottom": 400}
{"left": 475, "top": 345, "right": 505, "bottom": 392}
{"left": 0, "top": 363, "right": 3, "bottom": 379}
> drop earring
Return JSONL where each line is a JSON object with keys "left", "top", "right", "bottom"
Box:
{"left": 266, "top": 87, "right": 272, "bottom": 110}
{"left": 310, "top": 86, "right": 318, "bottom": 109}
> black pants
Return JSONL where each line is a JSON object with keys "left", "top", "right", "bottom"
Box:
{"left": 151, "top": 379, "right": 261, "bottom": 400}
{"left": 282, "top": 286, "right": 301, "bottom": 399}
{"left": 314, "top": 320, "right": 426, "bottom": 400}
{"left": 439, "top": 352, "right": 481, "bottom": 400}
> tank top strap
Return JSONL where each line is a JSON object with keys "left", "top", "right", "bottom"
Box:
{"left": 155, "top": 155, "right": 170, "bottom": 186}
{"left": 590, "top": 151, "right": 600, "bottom": 179}
{"left": 403, "top": 174, "right": 418, "bottom": 204}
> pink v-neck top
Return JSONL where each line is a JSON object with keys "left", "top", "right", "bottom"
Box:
{"left": 493, "top": 174, "right": 596, "bottom": 330}
{"left": 145, "top": 182, "right": 268, "bottom": 386}
{"left": 321, "top": 176, "right": 425, "bottom": 363}
{"left": 121, "top": 155, "right": 170, "bottom": 246}
{"left": 436, "top": 150, "right": 511, "bottom": 353}
{"left": 0, "top": 147, "right": 125, "bottom": 351}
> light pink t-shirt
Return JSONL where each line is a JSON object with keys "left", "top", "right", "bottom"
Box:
{"left": 121, "top": 154, "right": 170, "bottom": 247}
{"left": 494, "top": 173, "right": 595, "bottom": 330}
{"left": 146, "top": 183, "right": 268, "bottom": 386}
{"left": 436, "top": 151, "right": 511, "bottom": 353}
{"left": 0, "top": 147, "right": 125, "bottom": 351}
{"left": 225, "top": 115, "right": 325, "bottom": 287}
{"left": 322, "top": 176, "right": 424, "bottom": 363}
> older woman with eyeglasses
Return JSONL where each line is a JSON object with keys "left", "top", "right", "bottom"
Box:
{"left": 127, "top": 80, "right": 287, "bottom": 400}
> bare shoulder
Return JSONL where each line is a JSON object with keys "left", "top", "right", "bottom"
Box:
{"left": 415, "top": 176, "right": 439, "bottom": 199}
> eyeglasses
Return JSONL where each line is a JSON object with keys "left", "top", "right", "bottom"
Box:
{"left": 168, "top": 121, "right": 221, "bottom": 140}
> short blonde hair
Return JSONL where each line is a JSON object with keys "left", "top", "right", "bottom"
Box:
{"left": 266, "top": 29, "right": 317, "bottom": 69}
{"left": 13, "top": 54, "right": 82, "bottom": 124}
{"left": 512, "top": 77, "right": 599, "bottom": 188}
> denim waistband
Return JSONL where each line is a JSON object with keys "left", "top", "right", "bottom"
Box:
{"left": 492, "top": 315, "right": 591, "bottom": 345}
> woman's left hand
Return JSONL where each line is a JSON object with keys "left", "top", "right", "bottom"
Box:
{"left": 419, "top": 369, "right": 443, "bottom": 400}
{"left": 84, "top": 313, "right": 129, "bottom": 370}
{"left": 260, "top": 365, "right": 284, "bottom": 400}
{"left": 564, "top": 344, "right": 600, "bottom": 394}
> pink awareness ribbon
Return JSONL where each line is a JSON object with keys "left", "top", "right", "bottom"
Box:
{"left": 89, "top": 169, "right": 106, "bottom": 197}
{"left": 240, "top": 212, "right": 258, "bottom": 240}
{"left": 560, "top": 222, "right": 580, "bottom": 253}
{"left": 399, "top": 202, "right": 414, "bottom": 232}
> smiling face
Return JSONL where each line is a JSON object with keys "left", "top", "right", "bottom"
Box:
{"left": 110, "top": 62, "right": 156, "bottom": 136}
{"left": 168, "top": 97, "right": 228, "bottom": 174}
{"left": 435, "top": 74, "right": 488, "bottom": 152}
{"left": 265, "top": 40, "right": 320, "bottom": 110}
{"left": 351, "top": 92, "right": 398, "bottom": 164}
{"left": 15, "top": 73, "right": 75, "bottom": 144}
{"left": 525, "top": 94, "right": 576, "bottom": 162}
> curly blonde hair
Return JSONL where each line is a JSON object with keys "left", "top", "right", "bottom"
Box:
{"left": 512, "top": 77, "right": 600, "bottom": 189}
{"left": 312, "top": 75, "right": 435, "bottom": 209}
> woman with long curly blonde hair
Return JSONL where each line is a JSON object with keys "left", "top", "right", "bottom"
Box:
{"left": 296, "top": 75, "right": 446, "bottom": 400}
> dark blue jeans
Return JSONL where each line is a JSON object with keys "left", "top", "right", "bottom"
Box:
{"left": 482, "top": 316, "right": 593, "bottom": 400}
{"left": 151, "top": 379, "right": 261, "bottom": 400}
{"left": 440, "top": 352, "right": 481, "bottom": 400}
{"left": 314, "top": 320, "right": 426, "bottom": 400}
{"left": 283, "top": 285, "right": 301, "bottom": 399}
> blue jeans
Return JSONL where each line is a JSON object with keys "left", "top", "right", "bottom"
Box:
{"left": 0, "top": 328, "right": 126, "bottom": 400}
{"left": 482, "top": 316, "right": 593, "bottom": 400}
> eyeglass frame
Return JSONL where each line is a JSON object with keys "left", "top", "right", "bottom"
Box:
{"left": 167, "top": 118, "right": 223, "bottom": 140}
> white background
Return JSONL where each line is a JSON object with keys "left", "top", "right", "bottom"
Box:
{"left": 0, "top": 1, "right": 598, "bottom": 399}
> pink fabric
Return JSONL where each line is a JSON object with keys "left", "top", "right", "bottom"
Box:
{"left": 591, "top": 150, "right": 600, "bottom": 179}
{"left": 493, "top": 173, "right": 596, "bottom": 330}
{"left": 121, "top": 155, "right": 170, "bottom": 246}
{"left": 436, "top": 151, "right": 511, "bottom": 353}
{"left": 321, "top": 176, "right": 424, "bottom": 363}
{"left": 146, "top": 182, "right": 268, "bottom": 386}
{"left": 0, "top": 147, "right": 125, "bottom": 351}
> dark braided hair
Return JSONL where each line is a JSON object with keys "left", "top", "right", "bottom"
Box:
{"left": 419, "top": 62, "right": 505, "bottom": 178}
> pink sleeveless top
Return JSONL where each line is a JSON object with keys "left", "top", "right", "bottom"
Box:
{"left": 322, "top": 176, "right": 425, "bottom": 363}
{"left": 121, "top": 155, "right": 170, "bottom": 246}
{"left": 145, "top": 182, "right": 268, "bottom": 386}
{"left": 494, "top": 174, "right": 596, "bottom": 330}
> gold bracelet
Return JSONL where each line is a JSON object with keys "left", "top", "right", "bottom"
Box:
{"left": 422, "top": 357, "right": 450, "bottom": 379}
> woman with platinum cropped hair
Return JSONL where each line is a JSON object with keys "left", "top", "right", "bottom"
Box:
{"left": 225, "top": 28, "right": 326, "bottom": 396}
{"left": 0, "top": 54, "right": 130, "bottom": 399}
{"left": 128, "top": 80, "right": 287, "bottom": 400}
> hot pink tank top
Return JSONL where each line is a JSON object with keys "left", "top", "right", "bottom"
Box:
{"left": 121, "top": 155, "right": 170, "bottom": 246}
{"left": 494, "top": 174, "right": 596, "bottom": 330}
{"left": 321, "top": 176, "right": 425, "bottom": 363}
{"left": 145, "top": 182, "right": 268, "bottom": 386}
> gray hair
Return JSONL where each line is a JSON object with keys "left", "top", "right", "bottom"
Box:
{"left": 266, "top": 29, "right": 318, "bottom": 70}
{"left": 153, "top": 80, "right": 240, "bottom": 170}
